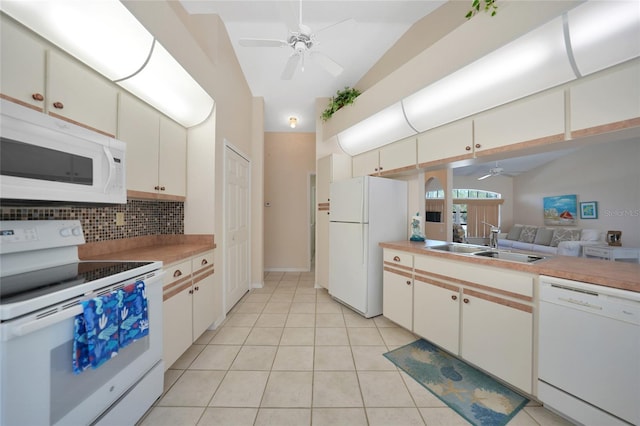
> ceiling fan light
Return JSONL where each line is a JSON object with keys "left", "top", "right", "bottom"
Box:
{"left": 289, "top": 116, "right": 298, "bottom": 128}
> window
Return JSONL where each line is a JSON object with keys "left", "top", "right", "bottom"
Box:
{"left": 425, "top": 189, "right": 503, "bottom": 238}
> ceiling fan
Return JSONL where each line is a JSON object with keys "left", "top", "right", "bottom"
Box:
{"left": 477, "top": 162, "right": 523, "bottom": 180}
{"left": 238, "top": 0, "right": 354, "bottom": 80}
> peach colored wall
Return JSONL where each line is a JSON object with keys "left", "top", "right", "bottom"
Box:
{"left": 264, "top": 132, "right": 316, "bottom": 271}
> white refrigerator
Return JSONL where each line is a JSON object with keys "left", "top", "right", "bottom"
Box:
{"left": 329, "top": 176, "right": 407, "bottom": 317}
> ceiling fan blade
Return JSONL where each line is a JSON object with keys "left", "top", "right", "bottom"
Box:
{"left": 477, "top": 173, "right": 493, "bottom": 181}
{"left": 309, "top": 51, "right": 343, "bottom": 77}
{"left": 281, "top": 53, "right": 301, "bottom": 80}
{"left": 277, "top": 0, "right": 299, "bottom": 31}
{"left": 314, "top": 18, "right": 356, "bottom": 37}
{"left": 239, "top": 38, "right": 288, "bottom": 48}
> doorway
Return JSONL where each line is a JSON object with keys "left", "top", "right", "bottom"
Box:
{"left": 224, "top": 144, "right": 250, "bottom": 313}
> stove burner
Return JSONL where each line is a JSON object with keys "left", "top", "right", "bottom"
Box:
{"left": 0, "top": 261, "right": 153, "bottom": 305}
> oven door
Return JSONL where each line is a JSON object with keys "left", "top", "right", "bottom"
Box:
{"left": 0, "top": 271, "right": 163, "bottom": 426}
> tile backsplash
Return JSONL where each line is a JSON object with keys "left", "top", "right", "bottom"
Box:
{"left": 0, "top": 200, "right": 184, "bottom": 243}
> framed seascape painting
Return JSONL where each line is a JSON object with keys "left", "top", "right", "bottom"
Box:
{"left": 580, "top": 201, "right": 598, "bottom": 219}
{"left": 543, "top": 194, "right": 577, "bottom": 225}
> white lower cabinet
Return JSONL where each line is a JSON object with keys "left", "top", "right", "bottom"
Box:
{"left": 162, "top": 250, "right": 215, "bottom": 370}
{"left": 460, "top": 290, "right": 533, "bottom": 393}
{"left": 382, "top": 250, "right": 414, "bottom": 330}
{"left": 413, "top": 277, "right": 460, "bottom": 354}
{"left": 383, "top": 248, "right": 535, "bottom": 394}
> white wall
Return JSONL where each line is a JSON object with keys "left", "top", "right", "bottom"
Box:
{"left": 513, "top": 138, "right": 640, "bottom": 246}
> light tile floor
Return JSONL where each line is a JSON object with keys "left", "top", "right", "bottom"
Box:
{"left": 139, "top": 271, "right": 575, "bottom": 426}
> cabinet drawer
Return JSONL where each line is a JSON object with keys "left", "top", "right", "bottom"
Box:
{"left": 163, "top": 260, "right": 191, "bottom": 292}
{"left": 383, "top": 249, "right": 413, "bottom": 269}
{"left": 192, "top": 251, "right": 214, "bottom": 273}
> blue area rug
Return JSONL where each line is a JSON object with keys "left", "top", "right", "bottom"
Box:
{"left": 384, "top": 339, "right": 528, "bottom": 426}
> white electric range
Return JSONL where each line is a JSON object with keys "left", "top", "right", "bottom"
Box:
{"left": 0, "top": 220, "right": 164, "bottom": 426}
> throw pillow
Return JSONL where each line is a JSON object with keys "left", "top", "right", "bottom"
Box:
{"left": 518, "top": 226, "right": 538, "bottom": 243}
{"left": 506, "top": 225, "right": 523, "bottom": 241}
{"left": 533, "top": 228, "right": 555, "bottom": 246}
{"left": 551, "top": 228, "right": 582, "bottom": 247}
{"left": 580, "top": 229, "right": 599, "bottom": 241}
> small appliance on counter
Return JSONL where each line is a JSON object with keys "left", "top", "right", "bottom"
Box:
{"left": 0, "top": 220, "right": 164, "bottom": 425}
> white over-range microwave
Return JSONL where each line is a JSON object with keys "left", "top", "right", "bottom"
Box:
{"left": 0, "top": 99, "right": 126, "bottom": 205}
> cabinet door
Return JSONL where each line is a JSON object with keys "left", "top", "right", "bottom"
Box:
{"left": 474, "top": 90, "right": 565, "bottom": 154}
{"left": 192, "top": 271, "right": 215, "bottom": 340}
{"left": 159, "top": 115, "right": 187, "bottom": 197}
{"left": 461, "top": 291, "right": 533, "bottom": 393}
{"left": 162, "top": 285, "right": 193, "bottom": 369}
{"left": 413, "top": 278, "right": 460, "bottom": 354}
{"left": 47, "top": 50, "right": 118, "bottom": 136}
{"left": 417, "top": 120, "right": 473, "bottom": 166}
{"left": 382, "top": 250, "right": 413, "bottom": 330}
{"left": 570, "top": 62, "right": 640, "bottom": 135}
{"left": 352, "top": 150, "right": 379, "bottom": 177}
{"left": 118, "top": 92, "right": 160, "bottom": 194}
{"left": 379, "top": 137, "right": 416, "bottom": 174}
{"left": 0, "top": 16, "right": 46, "bottom": 111}
{"left": 382, "top": 269, "right": 413, "bottom": 330}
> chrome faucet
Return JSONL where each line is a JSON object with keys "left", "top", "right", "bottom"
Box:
{"left": 482, "top": 221, "right": 500, "bottom": 248}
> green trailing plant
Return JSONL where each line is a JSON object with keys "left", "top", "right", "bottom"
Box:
{"left": 321, "top": 86, "right": 361, "bottom": 121}
{"left": 466, "top": 0, "right": 498, "bottom": 19}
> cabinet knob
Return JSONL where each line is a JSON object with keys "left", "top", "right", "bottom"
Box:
{"left": 475, "top": 143, "right": 481, "bottom": 149}
{"left": 32, "top": 93, "right": 44, "bottom": 101}
{"left": 160, "top": 186, "right": 166, "bottom": 191}
{"left": 194, "top": 286, "right": 199, "bottom": 291}
{"left": 451, "top": 295, "right": 458, "bottom": 301}
{"left": 173, "top": 269, "right": 182, "bottom": 278}
{"left": 374, "top": 168, "right": 378, "bottom": 172}
{"left": 463, "top": 298, "right": 470, "bottom": 304}
{"left": 201, "top": 259, "right": 208, "bottom": 266}
{"left": 393, "top": 256, "right": 401, "bottom": 262}
{"left": 406, "top": 280, "right": 411, "bottom": 286}
{"left": 379, "top": 167, "right": 383, "bottom": 171}
{"left": 154, "top": 185, "right": 160, "bottom": 190}
{"left": 189, "top": 289, "right": 193, "bottom": 294}
{"left": 52, "top": 101, "right": 64, "bottom": 109}
{"left": 327, "top": 212, "right": 330, "bottom": 215}
{"left": 465, "top": 146, "right": 471, "bottom": 151}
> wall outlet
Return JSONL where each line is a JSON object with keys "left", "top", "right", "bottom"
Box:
{"left": 115, "top": 212, "right": 125, "bottom": 226}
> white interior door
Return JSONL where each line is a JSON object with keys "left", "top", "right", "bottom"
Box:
{"left": 224, "top": 145, "right": 250, "bottom": 313}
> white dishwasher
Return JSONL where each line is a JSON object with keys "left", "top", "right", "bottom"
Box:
{"left": 538, "top": 276, "right": 640, "bottom": 426}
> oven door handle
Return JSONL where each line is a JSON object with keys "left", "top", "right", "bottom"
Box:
{"left": 10, "top": 305, "right": 83, "bottom": 338}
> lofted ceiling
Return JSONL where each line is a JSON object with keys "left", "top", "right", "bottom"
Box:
{"left": 178, "top": 0, "right": 446, "bottom": 132}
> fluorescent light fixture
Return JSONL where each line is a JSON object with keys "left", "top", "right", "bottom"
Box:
{"left": 338, "top": 102, "right": 416, "bottom": 156}
{"left": 117, "top": 41, "right": 214, "bottom": 128}
{"left": 1, "top": 0, "right": 152, "bottom": 81}
{"left": 289, "top": 117, "right": 298, "bottom": 128}
{"left": 403, "top": 16, "right": 574, "bottom": 132}
{"left": 1, "top": 0, "right": 214, "bottom": 128}
{"left": 567, "top": 0, "right": 640, "bottom": 76}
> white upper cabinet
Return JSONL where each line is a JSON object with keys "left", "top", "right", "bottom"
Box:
{"left": 118, "top": 91, "right": 187, "bottom": 199}
{"left": 46, "top": 50, "right": 118, "bottom": 136}
{"left": 352, "top": 149, "right": 380, "bottom": 177}
{"left": 473, "top": 90, "right": 565, "bottom": 155}
{"left": 378, "top": 137, "right": 417, "bottom": 174}
{"left": 159, "top": 115, "right": 187, "bottom": 197}
{"left": 0, "top": 16, "right": 46, "bottom": 111}
{"left": 417, "top": 119, "right": 473, "bottom": 166}
{"left": 570, "top": 61, "right": 640, "bottom": 136}
{"left": 119, "top": 92, "right": 160, "bottom": 194}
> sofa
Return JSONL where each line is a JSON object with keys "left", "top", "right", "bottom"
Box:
{"left": 498, "top": 224, "right": 603, "bottom": 257}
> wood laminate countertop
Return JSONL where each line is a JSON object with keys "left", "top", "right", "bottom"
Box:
{"left": 380, "top": 240, "right": 640, "bottom": 293}
{"left": 79, "top": 234, "right": 215, "bottom": 266}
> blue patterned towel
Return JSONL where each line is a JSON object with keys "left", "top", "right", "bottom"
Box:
{"left": 118, "top": 280, "right": 149, "bottom": 348}
{"left": 73, "top": 292, "right": 120, "bottom": 374}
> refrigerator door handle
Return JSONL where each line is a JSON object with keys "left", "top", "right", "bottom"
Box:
{"left": 361, "top": 224, "right": 366, "bottom": 265}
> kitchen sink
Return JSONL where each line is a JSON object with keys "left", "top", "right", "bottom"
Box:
{"left": 472, "top": 250, "right": 545, "bottom": 263}
{"left": 428, "top": 243, "right": 487, "bottom": 254}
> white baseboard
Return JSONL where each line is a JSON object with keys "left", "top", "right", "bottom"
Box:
{"left": 264, "top": 267, "right": 310, "bottom": 272}
{"left": 251, "top": 281, "right": 264, "bottom": 289}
